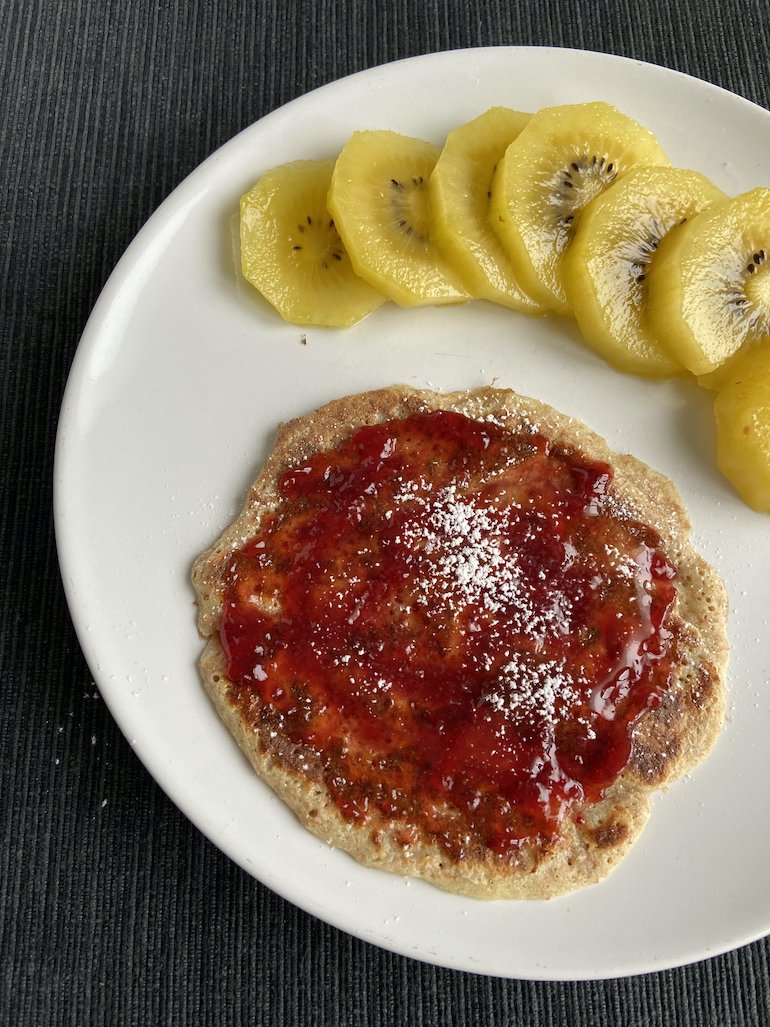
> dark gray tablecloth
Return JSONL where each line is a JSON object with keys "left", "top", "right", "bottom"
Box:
{"left": 3, "top": 1, "right": 770, "bottom": 1023}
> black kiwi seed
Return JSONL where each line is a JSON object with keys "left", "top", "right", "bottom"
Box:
{"left": 486, "top": 164, "right": 498, "bottom": 201}
{"left": 292, "top": 245, "right": 302, "bottom": 251}
{"left": 630, "top": 225, "right": 666, "bottom": 283}
{"left": 388, "top": 172, "right": 429, "bottom": 242}
{"left": 561, "top": 153, "right": 618, "bottom": 198}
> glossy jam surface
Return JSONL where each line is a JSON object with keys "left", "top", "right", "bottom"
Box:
{"left": 221, "top": 410, "right": 678, "bottom": 853}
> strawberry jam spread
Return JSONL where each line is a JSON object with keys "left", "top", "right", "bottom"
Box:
{"left": 221, "top": 409, "right": 678, "bottom": 854}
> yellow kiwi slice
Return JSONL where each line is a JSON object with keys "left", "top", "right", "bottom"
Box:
{"left": 714, "top": 342, "right": 770, "bottom": 512}
{"left": 647, "top": 188, "right": 770, "bottom": 380}
{"left": 489, "top": 102, "right": 670, "bottom": 315}
{"left": 563, "top": 166, "right": 726, "bottom": 377}
{"left": 428, "top": 107, "right": 545, "bottom": 314}
{"left": 240, "top": 160, "right": 385, "bottom": 327}
{"left": 328, "top": 130, "right": 470, "bottom": 307}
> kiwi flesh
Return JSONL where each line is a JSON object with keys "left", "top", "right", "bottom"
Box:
{"left": 328, "top": 130, "right": 470, "bottom": 307}
{"left": 563, "top": 166, "right": 726, "bottom": 377}
{"left": 489, "top": 102, "right": 670, "bottom": 315}
{"left": 647, "top": 188, "right": 770, "bottom": 382}
{"left": 713, "top": 341, "right": 770, "bottom": 511}
{"left": 428, "top": 106, "right": 545, "bottom": 314}
{"left": 240, "top": 159, "right": 385, "bottom": 327}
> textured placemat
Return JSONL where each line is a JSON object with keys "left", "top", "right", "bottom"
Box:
{"left": 2, "top": 1, "right": 770, "bottom": 1024}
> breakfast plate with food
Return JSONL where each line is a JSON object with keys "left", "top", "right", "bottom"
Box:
{"left": 55, "top": 47, "right": 770, "bottom": 979}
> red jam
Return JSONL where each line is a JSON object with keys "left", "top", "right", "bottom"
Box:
{"left": 221, "top": 410, "right": 678, "bottom": 854}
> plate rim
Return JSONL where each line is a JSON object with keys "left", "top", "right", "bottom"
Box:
{"left": 54, "top": 44, "right": 770, "bottom": 981}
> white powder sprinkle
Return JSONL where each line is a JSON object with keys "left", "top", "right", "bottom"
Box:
{"left": 394, "top": 484, "right": 573, "bottom": 641}
{"left": 480, "top": 653, "right": 580, "bottom": 727}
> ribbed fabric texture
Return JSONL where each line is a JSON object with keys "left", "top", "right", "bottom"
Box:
{"left": 2, "top": 1, "right": 770, "bottom": 1024}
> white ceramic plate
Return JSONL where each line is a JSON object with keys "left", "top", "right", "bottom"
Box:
{"left": 55, "top": 47, "right": 770, "bottom": 980}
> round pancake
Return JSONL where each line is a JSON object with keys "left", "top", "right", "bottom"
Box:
{"left": 192, "top": 386, "right": 728, "bottom": 899}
